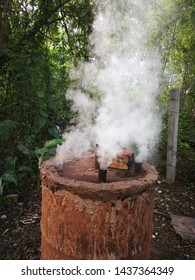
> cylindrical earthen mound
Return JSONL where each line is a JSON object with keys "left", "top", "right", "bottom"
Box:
{"left": 40, "top": 155, "right": 158, "bottom": 260}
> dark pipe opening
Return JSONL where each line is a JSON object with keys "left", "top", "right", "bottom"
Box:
{"left": 98, "top": 169, "right": 107, "bottom": 183}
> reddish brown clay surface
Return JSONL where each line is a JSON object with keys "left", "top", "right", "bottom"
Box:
{"left": 62, "top": 155, "right": 138, "bottom": 183}
{"left": 40, "top": 156, "right": 158, "bottom": 260}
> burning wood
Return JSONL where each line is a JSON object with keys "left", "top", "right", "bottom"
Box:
{"left": 109, "top": 150, "right": 134, "bottom": 170}
{"left": 95, "top": 148, "right": 135, "bottom": 183}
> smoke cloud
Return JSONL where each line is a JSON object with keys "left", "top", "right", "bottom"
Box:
{"left": 55, "top": 0, "right": 162, "bottom": 169}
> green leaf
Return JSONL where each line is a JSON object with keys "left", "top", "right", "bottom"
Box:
{"left": 4, "top": 157, "right": 17, "bottom": 173}
{"left": 2, "top": 173, "right": 18, "bottom": 186}
{"left": 48, "top": 127, "right": 60, "bottom": 138}
{"left": 36, "top": 91, "right": 45, "bottom": 98}
{"left": 40, "top": 110, "right": 48, "bottom": 118}
{"left": 18, "top": 166, "right": 33, "bottom": 173}
{"left": 44, "top": 138, "right": 63, "bottom": 149}
{"left": 35, "top": 147, "right": 47, "bottom": 157}
{"left": 38, "top": 117, "right": 47, "bottom": 128}
{"left": 38, "top": 98, "right": 47, "bottom": 109}
{"left": 18, "top": 144, "right": 33, "bottom": 156}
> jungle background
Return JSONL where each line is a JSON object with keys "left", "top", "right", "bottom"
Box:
{"left": 0, "top": 0, "right": 195, "bottom": 260}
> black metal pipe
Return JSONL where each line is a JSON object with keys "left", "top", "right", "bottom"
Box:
{"left": 98, "top": 169, "right": 107, "bottom": 183}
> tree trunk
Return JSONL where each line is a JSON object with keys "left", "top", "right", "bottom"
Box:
{"left": 0, "top": 0, "right": 11, "bottom": 49}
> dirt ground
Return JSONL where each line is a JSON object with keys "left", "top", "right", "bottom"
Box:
{"left": 0, "top": 153, "right": 195, "bottom": 260}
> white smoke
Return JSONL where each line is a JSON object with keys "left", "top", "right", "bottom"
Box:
{"left": 55, "top": 0, "right": 162, "bottom": 169}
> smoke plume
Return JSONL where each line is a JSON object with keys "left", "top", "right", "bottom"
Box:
{"left": 55, "top": 0, "right": 161, "bottom": 169}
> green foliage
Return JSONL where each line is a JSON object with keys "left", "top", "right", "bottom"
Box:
{"left": 35, "top": 138, "right": 64, "bottom": 167}
{"left": 0, "top": 136, "right": 63, "bottom": 195}
{"left": 153, "top": 0, "right": 195, "bottom": 160}
{"left": 0, "top": 157, "right": 18, "bottom": 196}
{"left": 0, "top": 120, "right": 19, "bottom": 141}
{"left": 0, "top": 0, "right": 94, "bottom": 197}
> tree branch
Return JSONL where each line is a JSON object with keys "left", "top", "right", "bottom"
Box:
{"left": 59, "top": 0, "right": 74, "bottom": 56}
{"left": 24, "top": 0, "right": 72, "bottom": 41}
